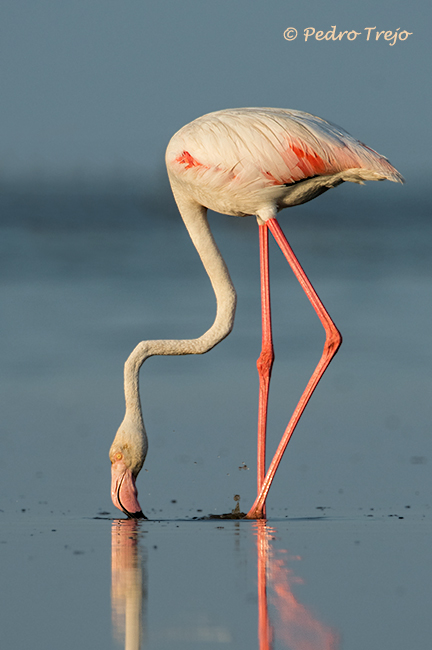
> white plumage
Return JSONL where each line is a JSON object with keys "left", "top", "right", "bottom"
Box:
{"left": 166, "top": 108, "right": 403, "bottom": 218}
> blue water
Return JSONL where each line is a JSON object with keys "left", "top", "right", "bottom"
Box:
{"left": 0, "top": 178, "right": 431, "bottom": 648}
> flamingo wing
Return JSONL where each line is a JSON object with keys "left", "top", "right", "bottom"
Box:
{"left": 167, "top": 108, "right": 403, "bottom": 193}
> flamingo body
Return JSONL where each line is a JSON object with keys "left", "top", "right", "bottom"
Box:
{"left": 110, "top": 108, "right": 403, "bottom": 519}
{"left": 166, "top": 108, "right": 403, "bottom": 220}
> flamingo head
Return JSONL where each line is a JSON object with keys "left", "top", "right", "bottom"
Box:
{"left": 109, "top": 419, "right": 148, "bottom": 519}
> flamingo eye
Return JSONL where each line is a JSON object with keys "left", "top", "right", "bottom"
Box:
{"left": 116, "top": 453, "right": 123, "bottom": 461}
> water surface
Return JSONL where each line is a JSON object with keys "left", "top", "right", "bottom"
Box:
{"left": 0, "top": 179, "right": 430, "bottom": 648}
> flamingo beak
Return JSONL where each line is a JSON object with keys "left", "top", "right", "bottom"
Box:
{"left": 111, "top": 459, "right": 146, "bottom": 519}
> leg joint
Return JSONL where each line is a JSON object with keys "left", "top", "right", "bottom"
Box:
{"left": 325, "top": 328, "right": 342, "bottom": 356}
{"left": 257, "top": 345, "right": 274, "bottom": 376}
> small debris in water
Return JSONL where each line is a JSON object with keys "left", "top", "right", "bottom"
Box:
{"left": 206, "top": 494, "right": 246, "bottom": 519}
{"left": 208, "top": 511, "right": 246, "bottom": 520}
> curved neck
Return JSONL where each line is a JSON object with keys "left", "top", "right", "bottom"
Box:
{"left": 123, "top": 189, "right": 237, "bottom": 418}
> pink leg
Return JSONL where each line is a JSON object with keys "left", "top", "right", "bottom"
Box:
{"left": 246, "top": 218, "right": 342, "bottom": 519}
{"left": 256, "top": 224, "right": 274, "bottom": 516}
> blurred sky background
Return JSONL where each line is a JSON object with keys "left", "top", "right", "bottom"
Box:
{"left": 0, "top": 0, "right": 429, "bottom": 185}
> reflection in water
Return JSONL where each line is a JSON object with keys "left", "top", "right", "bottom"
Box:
{"left": 111, "top": 520, "right": 147, "bottom": 650}
{"left": 254, "top": 522, "right": 339, "bottom": 650}
{"left": 110, "top": 520, "right": 338, "bottom": 650}
{"left": 256, "top": 521, "right": 273, "bottom": 649}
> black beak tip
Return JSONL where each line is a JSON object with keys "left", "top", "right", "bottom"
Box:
{"left": 126, "top": 509, "right": 147, "bottom": 520}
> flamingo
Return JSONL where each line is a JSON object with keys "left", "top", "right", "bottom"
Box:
{"left": 109, "top": 107, "right": 403, "bottom": 520}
